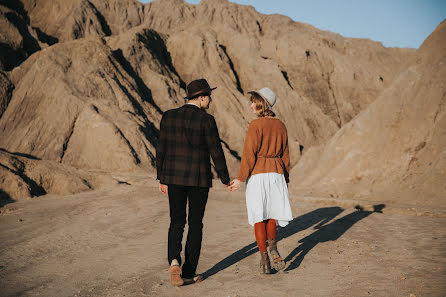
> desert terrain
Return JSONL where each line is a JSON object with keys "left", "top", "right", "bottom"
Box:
{"left": 1, "top": 178, "right": 445, "bottom": 297}
{"left": 0, "top": 0, "right": 445, "bottom": 296}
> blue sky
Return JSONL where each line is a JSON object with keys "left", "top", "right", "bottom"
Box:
{"left": 140, "top": 0, "right": 446, "bottom": 49}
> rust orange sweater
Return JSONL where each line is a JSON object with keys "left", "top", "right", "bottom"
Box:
{"left": 236, "top": 117, "right": 290, "bottom": 183}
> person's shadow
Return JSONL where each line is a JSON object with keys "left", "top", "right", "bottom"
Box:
{"left": 284, "top": 204, "right": 385, "bottom": 271}
{"left": 202, "top": 206, "right": 344, "bottom": 279}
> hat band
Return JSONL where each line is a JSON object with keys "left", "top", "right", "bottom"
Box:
{"left": 185, "top": 87, "right": 216, "bottom": 99}
{"left": 263, "top": 96, "right": 273, "bottom": 108}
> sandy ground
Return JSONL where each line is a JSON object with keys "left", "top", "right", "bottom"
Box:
{"left": 0, "top": 175, "right": 445, "bottom": 297}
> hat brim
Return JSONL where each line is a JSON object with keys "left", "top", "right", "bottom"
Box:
{"left": 247, "top": 90, "right": 274, "bottom": 110}
{"left": 184, "top": 87, "right": 217, "bottom": 99}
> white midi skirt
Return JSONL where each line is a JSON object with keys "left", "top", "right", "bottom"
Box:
{"left": 245, "top": 172, "right": 293, "bottom": 227}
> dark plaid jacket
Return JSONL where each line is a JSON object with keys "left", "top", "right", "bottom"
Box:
{"left": 156, "top": 104, "right": 230, "bottom": 188}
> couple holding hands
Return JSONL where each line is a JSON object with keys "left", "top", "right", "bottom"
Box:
{"left": 156, "top": 78, "right": 293, "bottom": 286}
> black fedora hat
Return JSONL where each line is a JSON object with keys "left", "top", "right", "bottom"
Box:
{"left": 184, "top": 79, "right": 217, "bottom": 99}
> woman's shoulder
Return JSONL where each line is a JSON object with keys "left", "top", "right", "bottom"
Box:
{"left": 248, "top": 117, "right": 264, "bottom": 127}
{"left": 255, "top": 116, "right": 286, "bottom": 125}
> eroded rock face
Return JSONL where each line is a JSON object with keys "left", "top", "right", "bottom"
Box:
{"left": 18, "top": 0, "right": 415, "bottom": 147}
{"left": 0, "top": 71, "right": 14, "bottom": 118}
{"left": 0, "top": 149, "right": 92, "bottom": 200}
{"left": 0, "top": 38, "right": 160, "bottom": 173}
{"left": 140, "top": 0, "right": 415, "bottom": 148}
{"left": 0, "top": 2, "right": 41, "bottom": 71}
{"left": 290, "top": 21, "right": 446, "bottom": 206}
{"left": 1, "top": 0, "right": 440, "bottom": 201}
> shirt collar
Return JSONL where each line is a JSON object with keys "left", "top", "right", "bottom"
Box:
{"left": 187, "top": 102, "right": 200, "bottom": 108}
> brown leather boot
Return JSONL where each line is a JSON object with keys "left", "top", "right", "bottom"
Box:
{"left": 268, "top": 239, "right": 285, "bottom": 270}
{"left": 260, "top": 252, "right": 272, "bottom": 274}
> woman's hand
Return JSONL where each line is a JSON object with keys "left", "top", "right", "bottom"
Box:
{"left": 228, "top": 179, "right": 242, "bottom": 191}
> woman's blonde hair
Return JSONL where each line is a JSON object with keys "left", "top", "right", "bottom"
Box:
{"left": 250, "top": 93, "right": 276, "bottom": 117}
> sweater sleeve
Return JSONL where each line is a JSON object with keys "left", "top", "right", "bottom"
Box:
{"left": 236, "top": 122, "right": 259, "bottom": 182}
{"left": 281, "top": 128, "right": 290, "bottom": 183}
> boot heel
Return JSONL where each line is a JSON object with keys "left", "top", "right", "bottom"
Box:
{"left": 260, "top": 252, "right": 272, "bottom": 274}
{"left": 268, "top": 239, "right": 286, "bottom": 271}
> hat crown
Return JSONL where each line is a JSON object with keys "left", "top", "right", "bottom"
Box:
{"left": 257, "top": 87, "right": 276, "bottom": 109}
{"left": 185, "top": 79, "right": 215, "bottom": 99}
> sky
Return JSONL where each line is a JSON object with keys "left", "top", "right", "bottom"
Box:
{"left": 140, "top": 0, "right": 446, "bottom": 49}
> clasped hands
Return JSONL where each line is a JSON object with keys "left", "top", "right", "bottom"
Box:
{"left": 159, "top": 178, "right": 242, "bottom": 194}
{"left": 227, "top": 179, "right": 241, "bottom": 191}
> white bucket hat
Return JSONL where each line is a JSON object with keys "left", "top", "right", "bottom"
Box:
{"left": 248, "top": 87, "right": 276, "bottom": 110}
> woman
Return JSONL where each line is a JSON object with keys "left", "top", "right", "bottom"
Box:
{"left": 229, "top": 87, "right": 293, "bottom": 274}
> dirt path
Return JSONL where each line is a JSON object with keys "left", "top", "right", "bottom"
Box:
{"left": 1, "top": 176, "right": 445, "bottom": 297}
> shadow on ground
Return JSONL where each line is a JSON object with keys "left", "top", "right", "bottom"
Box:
{"left": 202, "top": 204, "right": 385, "bottom": 279}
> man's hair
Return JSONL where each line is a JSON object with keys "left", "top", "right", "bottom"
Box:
{"left": 189, "top": 92, "right": 211, "bottom": 100}
{"left": 250, "top": 93, "right": 276, "bottom": 117}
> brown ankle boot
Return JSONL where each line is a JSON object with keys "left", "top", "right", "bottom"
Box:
{"left": 260, "top": 252, "right": 272, "bottom": 274}
{"left": 268, "top": 239, "right": 285, "bottom": 270}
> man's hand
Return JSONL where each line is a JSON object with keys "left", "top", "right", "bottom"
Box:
{"left": 228, "top": 179, "right": 242, "bottom": 191}
{"left": 225, "top": 180, "right": 234, "bottom": 190}
{"left": 159, "top": 183, "right": 168, "bottom": 194}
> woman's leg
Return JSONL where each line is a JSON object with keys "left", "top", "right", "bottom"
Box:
{"left": 265, "top": 219, "right": 285, "bottom": 270}
{"left": 254, "top": 221, "right": 267, "bottom": 252}
{"left": 266, "top": 219, "right": 277, "bottom": 240}
{"left": 254, "top": 221, "right": 271, "bottom": 273}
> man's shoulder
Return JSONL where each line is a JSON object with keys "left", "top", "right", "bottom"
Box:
{"left": 162, "top": 107, "right": 177, "bottom": 117}
{"left": 162, "top": 105, "right": 188, "bottom": 118}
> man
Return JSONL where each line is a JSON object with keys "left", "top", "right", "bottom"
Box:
{"left": 156, "top": 78, "right": 231, "bottom": 286}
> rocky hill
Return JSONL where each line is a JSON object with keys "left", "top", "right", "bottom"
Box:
{"left": 290, "top": 20, "right": 446, "bottom": 208}
{"left": 1, "top": 0, "right": 436, "bottom": 202}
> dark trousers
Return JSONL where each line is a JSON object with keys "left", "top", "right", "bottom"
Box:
{"left": 168, "top": 184, "right": 209, "bottom": 278}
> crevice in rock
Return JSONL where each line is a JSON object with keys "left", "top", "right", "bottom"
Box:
{"left": 0, "top": 148, "right": 40, "bottom": 160}
{"left": 0, "top": 163, "right": 47, "bottom": 197}
{"left": 305, "top": 118, "right": 318, "bottom": 139}
{"left": 117, "top": 180, "right": 131, "bottom": 185}
{"left": 138, "top": 29, "right": 187, "bottom": 91}
{"left": 88, "top": 0, "right": 112, "bottom": 36}
{"left": 433, "top": 90, "right": 445, "bottom": 124}
{"left": 114, "top": 126, "right": 141, "bottom": 164}
{"left": 111, "top": 48, "right": 163, "bottom": 114}
{"left": 220, "top": 138, "right": 241, "bottom": 161}
{"left": 139, "top": 122, "right": 159, "bottom": 152}
{"left": 326, "top": 71, "right": 342, "bottom": 128}
{"left": 0, "top": 188, "right": 15, "bottom": 207}
{"left": 281, "top": 70, "right": 293, "bottom": 90}
{"left": 142, "top": 142, "right": 156, "bottom": 166}
{"left": 82, "top": 178, "right": 93, "bottom": 189}
{"left": 0, "top": 72, "right": 14, "bottom": 119}
{"left": 60, "top": 114, "right": 79, "bottom": 162}
{"left": 256, "top": 20, "right": 263, "bottom": 35}
{"left": 104, "top": 64, "right": 160, "bottom": 151}
{"left": 107, "top": 70, "right": 160, "bottom": 149}
{"left": 32, "top": 26, "right": 58, "bottom": 46}
{"left": 218, "top": 44, "right": 244, "bottom": 94}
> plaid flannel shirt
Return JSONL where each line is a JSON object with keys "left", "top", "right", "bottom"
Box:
{"left": 156, "top": 104, "right": 230, "bottom": 187}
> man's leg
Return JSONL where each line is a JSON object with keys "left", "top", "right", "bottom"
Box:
{"left": 168, "top": 184, "right": 188, "bottom": 266}
{"left": 182, "top": 186, "right": 209, "bottom": 278}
